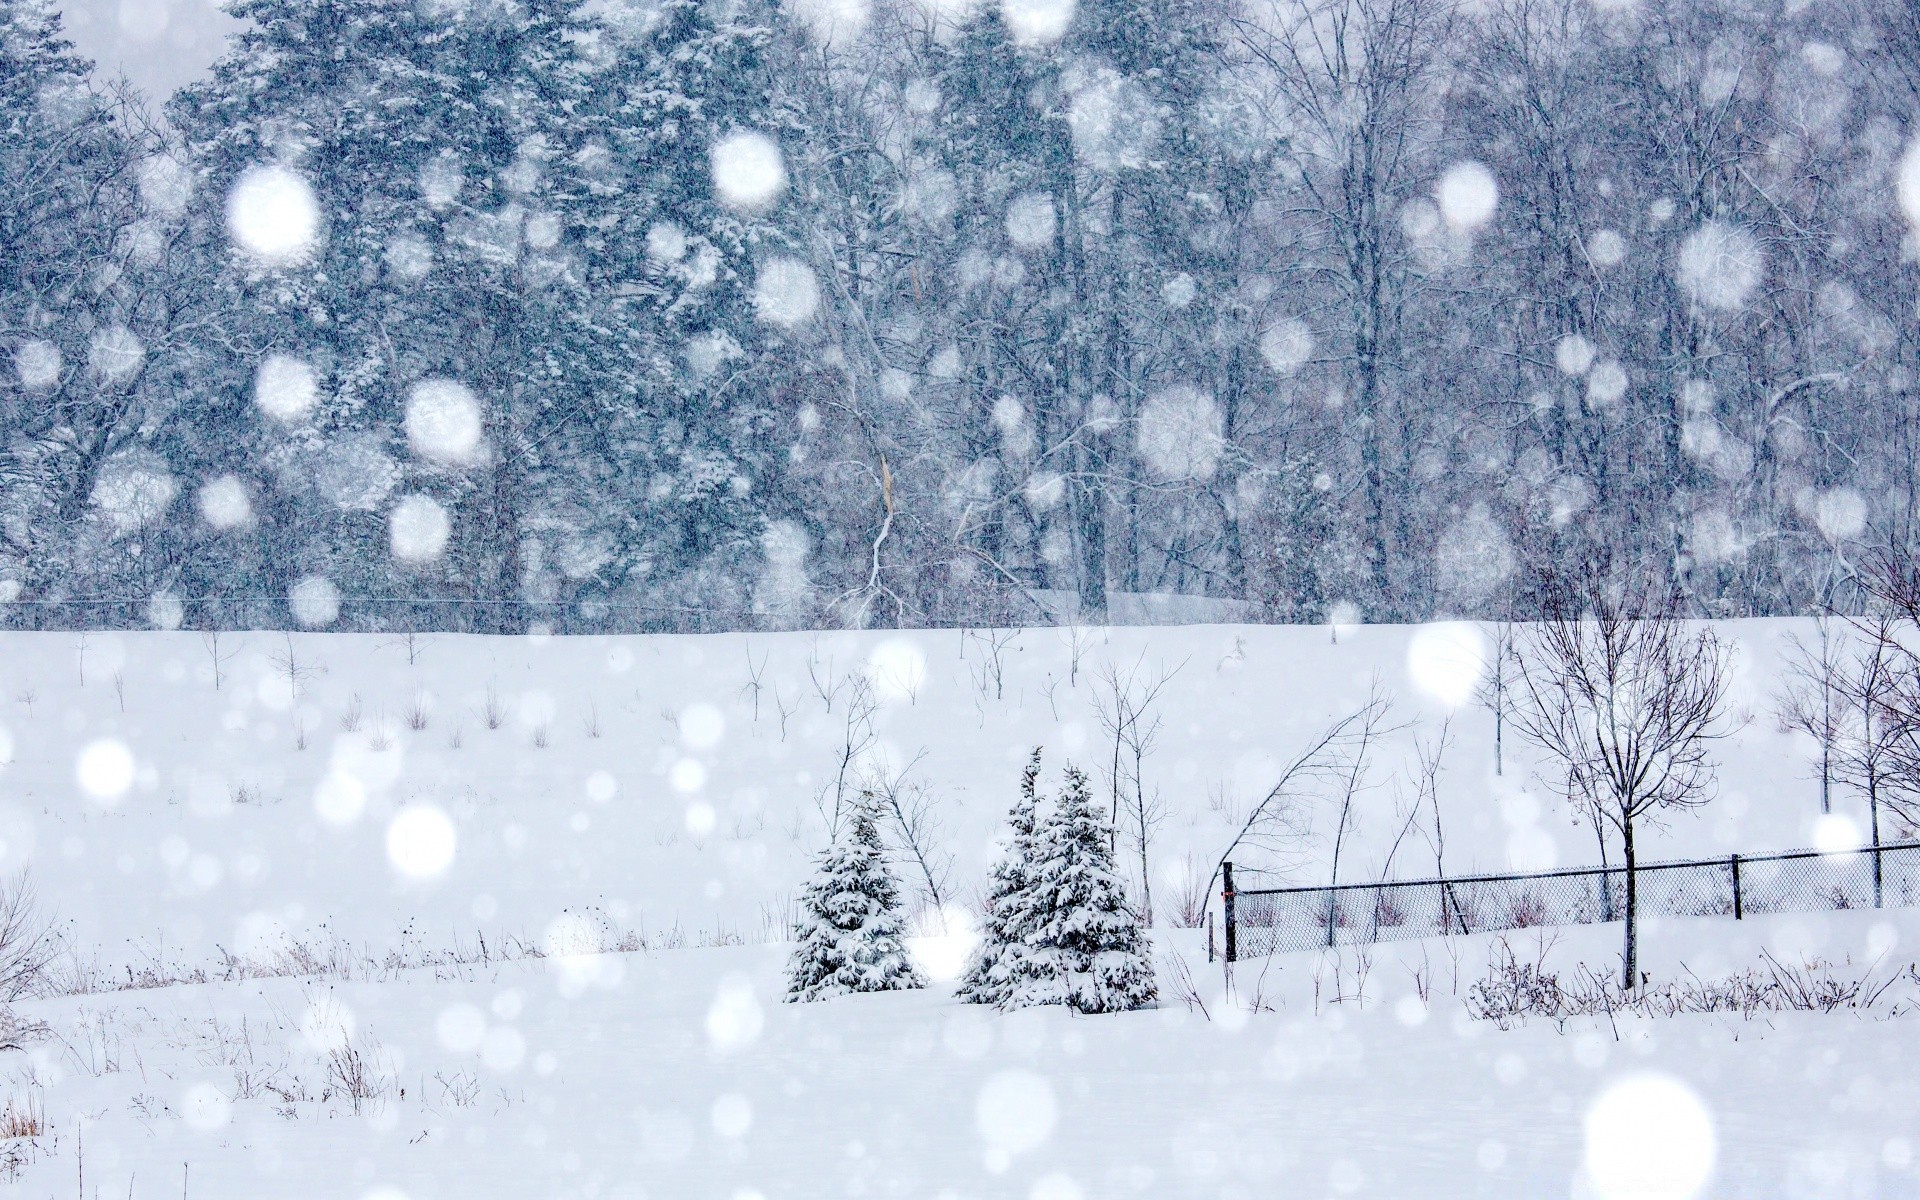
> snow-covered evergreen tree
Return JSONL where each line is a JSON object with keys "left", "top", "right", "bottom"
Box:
{"left": 785, "top": 791, "right": 926, "bottom": 1003}
{"left": 1023, "top": 764, "right": 1157, "bottom": 1013}
{"left": 957, "top": 748, "right": 1052, "bottom": 1007}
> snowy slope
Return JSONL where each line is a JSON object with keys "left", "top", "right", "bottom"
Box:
{"left": 0, "top": 620, "right": 1916, "bottom": 1198}
{"left": 0, "top": 619, "right": 1853, "bottom": 968}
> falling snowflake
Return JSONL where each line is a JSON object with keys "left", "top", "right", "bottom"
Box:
{"left": 289, "top": 575, "right": 341, "bottom": 627}
{"left": 389, "top": 494, "right": 453, "bottom": 563}
{"left": 197, "top": 474, "right": 254, "bottom": 531}
{"left": 1259, "top": 319, "right": 1314, "bottom": 376}
{"left": 405, "top": 380, "right": 484, "bottom": 466}
{"left": 13, "top": 340, "right": 61, "bottom": 392}
{"left": 1675, "top": 220, "right": 1763, "bottom": 311}
{"left": 1005, "top": 193, "right": 1057, "bottom": 251}
{"left": 1001, "top": 0, "right": 1074, "bottom": 46}
{"left": 753, "top": 257, "right": 822, "bottom": 328}
{"left": 227, "top": 165, "right": 320, "bottom": 266}
{"left": 254, "top": 354, "right": 319, "bottom": 422}
{"left": 1434, "top": 161, "right": 1499, "bottom": 231}
{"left": 710, "top": 132, "right": 787, "bottom": 211}
{"left": 88, "top": 325, "right": 145, "bottom": 385}
{"left": 1136, "top": 386, "right": 1224, "bottom": 482}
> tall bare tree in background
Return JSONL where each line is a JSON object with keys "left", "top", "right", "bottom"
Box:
{"left": 1508, "top": 559, "right": 1732, "bottom": 988}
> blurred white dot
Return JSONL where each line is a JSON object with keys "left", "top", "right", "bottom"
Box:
{"left": 712, "top": 1093, "right": 753, "bottom": 1138}
{"left": 585, "top": 770, "right": 618, "bottom": 803}
{"left": 1477, "top": 1139, "right": 1507, "bottom": 1170}
{"left": 680, "top": 703, "right": 725, "bottom": 749}
{"left": 386, "top": 805, "right": 457, "bottom": 878}
{"left": 182, "top": 1082, "right": 231, "bottom": 1131}
{"left": 1436, "top": 161, "right": 1499, "bottom": 231}
{"left": 1901, "top": 137, "right": 1920, "bottom": 230}
{"left": 706, "top": 975, "right": 763, "bottom": 1053}
{"left": 76, "top": 740, "right": 136, "bottom": 803}
{"left": 976, "top": 1070, "right": 1056, "bottom": 1163}
{"left": 198, "top": 474, "right": 254, "bottom": 530}
{"left": 685, "top": 801, "right": 716, "bottom": 836}
{"left": 289, "top": 575, "right": 341, "bottom": 628}
{"left": 1886, "top": 1137, "right": 1914, "bottom": 1169}
{"left": 405, "top": 380, "right": 484, "bottom": 466}
{"left": 710, "top": 132, "right": 787, "bottom": 210}
{"left": 300, "top": 994, "right": 356, "bottom": 1054}
{"left": 314, "top": 771, "right": 367, "bottom": 824}
{"left": 1584, "top": 1074, "right": 1715, "bottom": 1200}
{"left": 753, "top": 257, "right": 820, "bottom": 328}
{"left": 672, "top": 760, "right": 709, "bottom": 795}
{"left": 481, "top": 1025, "right": 526, "bottom": 1072}
{"left": 1030, "top": 1173, "right": 1083, "bottom": 1200}
{"left": 363, "top": 1189, "right": 409, "bottom": 1200}
{"left": 254, "top": 354, "right": 318, "bottom": 422}
{"left": 1259, "top": 319, "right": 1313, "bottom": 376}
{"left": 436, "top": 1004, "right": 487, "bottom": 1053}
{"left": 907, "top": 905, "right": 980, "bottom": 983}
{"left": 14, "top": 339, "right": 61, "bottom": 392}
{"left": 227, "top": 165, "right": 319, "bottom": 266}
{"left": 867, "top": 640, "right": 928, "bottom": 704}
{"left": 389, "top": 494, "right": 452, "bottom": 563}
{"left": 1001, "top": 0, "right": 1074, "bottom": 45}
{"left": 1812, "top": 813, "right": 1862, "bottom": 854}
{"left": 1406, "top": 622, "right": 1489, "bottom": 708}
{"left": 1393, "top": 995, "right": 1428, "bottom": 1027}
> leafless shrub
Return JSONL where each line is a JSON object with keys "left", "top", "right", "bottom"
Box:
{"left": 482, "top": 684, "right": 505, "bottom": 730}
{"left": 1167, "top": 853, "right": 1211, "bottom": 929}
{"left": 531, "top": 724, "right": 549, "bottom": 750}
{"left": 582, "top": 701, "right": 601, "bottom": 739}
{"left": 1468, "top": 941, "right": 1917, "bottom": 1029}
{"left": 406, "top": 696, "right": 430, "bottom": 731}
{"left": 1160, "top": 952, "right": 1211, "bottom": 1020}
{"left": 325, "top": 1033, "right": 396, "bottom": 1115}
{"left": 0, "top": 876, "right": 60, "bottom": 1002}
{"left": 339, "top": 694, "right": 364, "bottom": 733}
{"left": 12, "top": 691, "right": 33, "bottom": 719}
{"left": 447, "top": 723, "right": 464, "bottom": 750}
{"left": 965, "top": 627, "right": 1018, "bottom": 700}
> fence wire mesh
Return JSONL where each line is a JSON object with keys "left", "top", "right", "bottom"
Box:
{"left": 1229, "top": 842, "right": 1920, "bottom": 959}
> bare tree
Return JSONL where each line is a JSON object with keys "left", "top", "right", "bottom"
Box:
{"left": 824, "top": 674, "right": 879, "bottom": 837}
{"left": 1776, "top": 615, "right": 1845, "bottom": 815}
{"left": 1211, "top": 689, "right": 1396, "bottom": 898}
{"left": 861, "top": 751, "right": 952, "bottom": 916}
{"left": 1508, "top": 563, "right": 1732, "bottom": 989}
{"left": 1093, "top": 658, "right": 1183, "bottom": 924}
{"left": 1476, "top": 621, "right": 1515, "bottom": 777}
{"left": 1829, "top": 613, "right": 1909, "bottom": 907}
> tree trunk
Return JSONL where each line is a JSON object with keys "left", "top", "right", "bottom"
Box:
{"left": 1621, "top": 814, "right": 1638, "bottom": 991}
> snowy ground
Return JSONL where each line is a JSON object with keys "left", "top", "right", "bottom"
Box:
{"left": 6, "top": 915, "right": 1920, "bottom": 1198}
{"left": 0, "top": 620, "right": 1916, "bottom": 1196}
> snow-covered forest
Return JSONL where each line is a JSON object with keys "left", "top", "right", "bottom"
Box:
{"left": 7, "top": 0, "right": 1920, "bottom": 633}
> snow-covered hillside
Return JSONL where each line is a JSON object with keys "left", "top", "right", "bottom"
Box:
{"left": 2, "top": 620, "right": 1917, "bottom": 1198}
{"left": 0, "top": 620, "right": 1855, "bottom": 968}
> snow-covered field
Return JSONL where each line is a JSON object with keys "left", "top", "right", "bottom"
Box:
{"left": 1, "top": 620, "right": 1916, "bottom": 1197}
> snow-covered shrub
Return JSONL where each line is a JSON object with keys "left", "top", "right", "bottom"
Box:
{"left": 785, "top": 793, "right": 926, "bottom": 1002}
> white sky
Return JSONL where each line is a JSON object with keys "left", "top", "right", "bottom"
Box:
{"left": 57, "top": 0, "right": 237, "bottom": 98}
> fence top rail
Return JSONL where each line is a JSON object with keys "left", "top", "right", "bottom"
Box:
{"left": 1231, "top": 840, "right": 1920, "bottom": 898}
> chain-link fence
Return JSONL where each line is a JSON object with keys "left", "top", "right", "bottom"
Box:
{"left": 1224, "top": 842, "right": 1920, "bottom": 959}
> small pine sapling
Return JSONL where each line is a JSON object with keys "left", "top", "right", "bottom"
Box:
{"left": 1019, "top": 765, "right": 1158, "bottom": 1013}
{"left": 785, "top": 793, "right": 926, "bottom": 1002}
{"left": 958, "top": 749, "right": 1052, "bottom": 1007}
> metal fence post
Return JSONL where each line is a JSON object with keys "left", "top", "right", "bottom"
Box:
{"left": 1730, "top": 854, "right": 1742, "bottom": 920}
{"left": 1222, "top": 861, "right": 1237, "bottom": 964}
